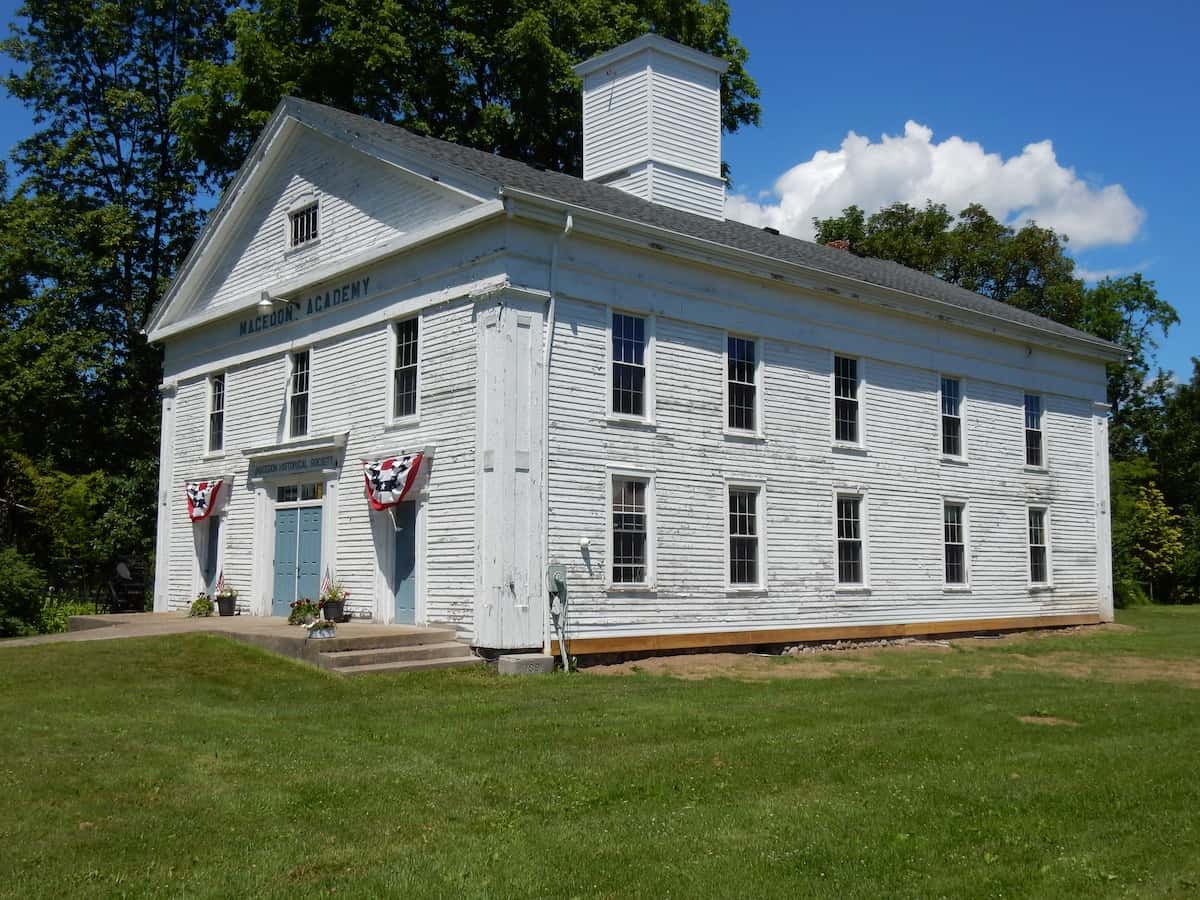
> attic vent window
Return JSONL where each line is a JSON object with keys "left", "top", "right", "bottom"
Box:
{"left": 289, "top": 202, "right": 319, "bottom": 248}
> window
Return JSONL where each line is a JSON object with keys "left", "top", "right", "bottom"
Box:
{"left": 728, "top": 487, "right": 761, "bottom": 585}
{"left": 393, "top": 317, "right": 419, "bottom": 419}
{"left": 611, "top": 313, "right": 647, "bottom": 418}
{"left": 611, "top": 476, "right": 649, "bottom": 585}
{"left": 941, "top": 377, "right": 962, "bottom": 457}
{"left": 208, "top": 373, "right": 225, "bottom": 453}
{"left": 289, "top": 350, "right": 310, "bottom": 438}
{"left": 275, "top": 482, "right": 323, "bottom": 503}
{"left": 944, "top": 503, "right": 966, "bottom": 585}
{"left": 836, "top": 495, "right": 864, "bottom": 584}
{"left": 834, "top": 355, "right": 860, "bottom": 444}
{"left": 727, "top": 336, "right": 757, "bottom": 432}
{"left": 202, "top": 516, "right": 221, "bottom": 592}
{"left": 289, "top": 201, "right": 319, "bottom": 248}
{"left": 1028, "top": 508, "right": 1049, "bottom": 584}
{"left": 1024, "top": 394, "right": 1044, "bottom": 467}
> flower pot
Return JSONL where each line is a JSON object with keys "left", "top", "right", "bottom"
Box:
{"left": 217, "top": 596, "right": 237, "bottom": 617}
{"left": 322, "top": 599, "right": 345, "bottom": 622}
{"left": 308, "top": 626, "right": 336, "bottom": 640}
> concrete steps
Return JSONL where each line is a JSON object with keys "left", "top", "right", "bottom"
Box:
{"left": 315, "top": 633, "right": 481, "bottom": 676}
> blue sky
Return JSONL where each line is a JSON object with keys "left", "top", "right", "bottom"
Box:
{"left": 1, "top": 0, "right": 1196, "bottom": 378}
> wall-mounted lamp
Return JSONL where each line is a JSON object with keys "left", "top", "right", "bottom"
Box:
{"left": 257, "top": 290, "right": 289, "bottom": 310}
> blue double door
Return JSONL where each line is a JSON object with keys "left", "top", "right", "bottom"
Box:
{"left": 272, "top": 506, "right": 322, "bottom": 616}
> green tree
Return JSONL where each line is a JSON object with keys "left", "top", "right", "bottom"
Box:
{"left": 174, "top": 0, "right": 760, "bottom": 186}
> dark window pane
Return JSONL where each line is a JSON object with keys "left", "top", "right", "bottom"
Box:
{"left": 727, "top": 337, "right": 757, "bottom": 431}
{"left": 612, "top": 478, "right": 647, "bottom": 584}
{"left": 942, "top": 417, "right": 961, "bottom": 455}
{"left": 611, "top": 314, "right": 647, "bottom": 418}
{"left": 290, "top": 203, "right": 318, "bottom": 246}
{"left": 728, "top": 383, "right": 756, "bottom": 431}
{"left": 1030, "top": 547, "right": 1047, "bottom": 583}
{"left": 613, "top": 364, "right": 645, "bottom": 417}
{"left": 945, "top": 545, "right": 965, "bottom": 583}
{"left": 393, "top": 319, "right": 419, "bottom": 418}
{"left": 836, "top": 495, "right": 863, "bottom": 584}
{"left": 835, "top": 397, "right": 858, "bottom": 443}
{"left": 834, "top": 357, "right": 859, "bottom": 442}
{"left": 728, "top": 489, "right": 758, "bottom": 584}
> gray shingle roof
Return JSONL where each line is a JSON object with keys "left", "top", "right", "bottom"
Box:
{"left": 286, "top": 97, "right": 1123, "bottom": 357}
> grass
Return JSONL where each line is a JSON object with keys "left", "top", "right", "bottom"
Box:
{"left": 0, "top": 607, "right": 1197, "bottom": 898}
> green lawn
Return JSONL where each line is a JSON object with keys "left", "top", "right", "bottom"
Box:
{"left": 1, "top": 607, "right": 1198, "bottom": 899}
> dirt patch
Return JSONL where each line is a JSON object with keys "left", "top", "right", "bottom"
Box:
{"left": 1019, "top": 715, "right": 1080, "bottom": 727}
{"left": 587, "top": 652, "right": 882, "bottom": 681}
{"left": 1006, "top": 652, "right": 1200, "bottom": 687}
{"left": 953, "top": 622, "right": 1135, "bottom": 648}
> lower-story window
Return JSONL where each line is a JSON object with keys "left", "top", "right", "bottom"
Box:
{"left": 836, "top": 494, "right": 864, "bottom": 585}
{"left": 944, "top": 502, "right": 966, "bottom": 585}
{"left": 1029, "top": 507, "right": 1049, "bottom": 584}
{"left": 611, "top": 475, "right": 649, "bottom": 585}
{"left": 728, "top": 486, "right": 761, "bottom": 586}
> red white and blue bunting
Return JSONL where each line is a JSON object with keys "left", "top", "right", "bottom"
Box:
{"left": 363, "top": 452, "right": 424, "bottom": 511}
{"left": 185, "top": 479, "right": 223, "bottom": 521}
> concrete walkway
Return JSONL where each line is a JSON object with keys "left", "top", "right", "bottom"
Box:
{"left": 0, "top": 612, "right": 444, "bottom": 648}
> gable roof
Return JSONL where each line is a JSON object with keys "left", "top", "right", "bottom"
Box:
{"left": 151, "top": 94, "right": 1125, "bottom": 361}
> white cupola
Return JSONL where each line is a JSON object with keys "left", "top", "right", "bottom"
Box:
{"left": 573, "top": 34, "right": 729, "bottom": 220}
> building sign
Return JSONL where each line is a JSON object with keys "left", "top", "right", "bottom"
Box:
{"left": 249, "top": 452, "right": 341, "bottom": 480}
{"left": 238, "top": 275, "right": 372, "bottom": 338}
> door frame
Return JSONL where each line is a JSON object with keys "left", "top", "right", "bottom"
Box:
{"left": 371, "top": 495, "right": 426, "bottom": 625}
{"left": 254, "top": 476, "right": 338, "bottom": 616}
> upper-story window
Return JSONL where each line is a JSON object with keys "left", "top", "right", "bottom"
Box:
{"left": 611, "top": 312, "right": 647, "bottom": 418}
{"left": 727, "top": 336, "right": 758, "bottom": 432}
{"left": 1024, "top": 394, "right": 1044, "bottom": 467}
{"left": 289, "top": 350, "right": 310, "bottom": 438}
{"left": 289, "top": 201, "right": 319, "bottom": 248}
{"left": 834, "top": 355, "right": 861, "bottom": 444}
{"left": 941, "top": 376, "right": 963, "bottom": 457}
{"left": 393, "top": 317, "right": 419, "bottom": 420}
{"left": 208, "top": 373, "right": 225, "bottom": 453}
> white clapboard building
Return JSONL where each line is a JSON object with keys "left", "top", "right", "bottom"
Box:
{"left": 146, "top": 35, "right": 1123, "bottom": 655}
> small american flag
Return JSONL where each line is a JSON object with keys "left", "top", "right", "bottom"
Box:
{"left": 321, "top": 568, "right": 332, "bottom": 597}
{"left": 216, "top": 572, "right": 226, "bottom": 595}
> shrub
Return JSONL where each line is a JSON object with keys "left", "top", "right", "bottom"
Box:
{"left": 189, "top": 593, "right": 214, "bottom": 617}
{"left": 35, "top": 598, "right": 97, "bottom": 634}
{"left": 0, "top": 548, "right": 49, "bottom": 637}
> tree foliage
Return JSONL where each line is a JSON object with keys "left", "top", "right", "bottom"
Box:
{"left": 173, "top": 0, "right": 759, "bottom": 186}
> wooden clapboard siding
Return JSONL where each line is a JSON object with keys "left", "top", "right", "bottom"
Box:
{"left": 550, "top": 613, "right": 1102, "bottom": 656}
{"left": 196, "top": 129, "right": 475, "bottom": 317}
{"left": 541, "top": 218, "right": 1109, "bottom": 645}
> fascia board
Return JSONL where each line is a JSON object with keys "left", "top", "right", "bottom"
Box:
{"left": 147, "top": 199, "right": 505, "bottom": 343}
{"left": 501, "top": 188, "right": 1128, "bottom": 364}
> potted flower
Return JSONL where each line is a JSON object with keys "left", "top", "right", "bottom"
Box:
{"left": 189, "top": 592, "right": 214, "bottom": 617}
{"left": 288, "top": 597, "right": 319, "bottom": 625}
{"left": 319, "top": 577, "right": 350, "bottom": 623}
{"left": 305, "top": 617, "right": 337, "bottom": 640}
{"left": 214, "top": 573, "right": 238, "bottom": 617}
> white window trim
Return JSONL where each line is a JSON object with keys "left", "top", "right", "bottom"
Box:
{"left": 1023, "top": 392, "right": 1049, "bottom": 472}
{"left": 938, "top": 373, "right": 968, "bottom": 463}
{"left": 831, "top": 352, "right": 866, "bottom": 452}
{"left": 942, "top": 497, "right": 972, "bottom": 592}
{"left": 1027, "top": 504, "right": 1054, "bottom": 590}
{"left": 722, "top": 332, "right": 765, "bottom": 440}
{"left": 605, "top": 308, "right": 656, "bottom": 427}
{"left": 385, "top": 314, "right": 422, "bottom": 429}
{"left": 284, "top": 192, "right": 321, "bottom": 254}
{"left": 605, "top": 467, "right": 657, "bottom": 592}
{"left": 725, "top": 479, "right": 767, "bottom": 592}
{"left": 284, "top": 347, "right": 313, "bottom": 441}
{"left": 832, "top": 486, "right": 870, "bottom": 592}
{"left": 204, "top": 371, "right": 227, "bottom": 459}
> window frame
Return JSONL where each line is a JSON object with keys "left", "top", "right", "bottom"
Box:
{"left": 725, "top": 481, "right": 767, "bottom": 591}
{"left": 1024, "top": 393, "right": 1048, "bottom": 470}
{"left": 938, "top": 374, "right": 967, "bottom": 462}
{"left": 286, "top": 348, "right": 312, "bottom": 439}
{"left": 1027, "top": 505, "right": 1053, "bottom": 589}
{"left": 386, "top": 315, "right": 422, "bottom": 427}
{"left": 605, "top": 308, "right": 655, "bottom": 425}
{"left": 942, "top": 498, "right": 971, "bottom": 590}
{"left": 286, "top": 196, "right": 320, "bottom": 251}
{"left": 723, "top": 332, "right": 764, "bottom": 438}
{"left": 832, "top": 487, "right": 870, "bottom": 591}
{"left": 206, "top": 371, "right": 226, "bottom": 456}
{"left": 831, "top": 353, "right": 865, "bottom": 450}
{"left": 605, "top": 469, "right": 656, "bottom": 591}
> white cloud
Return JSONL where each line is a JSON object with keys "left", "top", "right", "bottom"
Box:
{"left": 1075, "top": 260, "right": 1153, "bottom": 283}
{"left": 726, "top": 121, "right": 1145, "bottom": 251}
